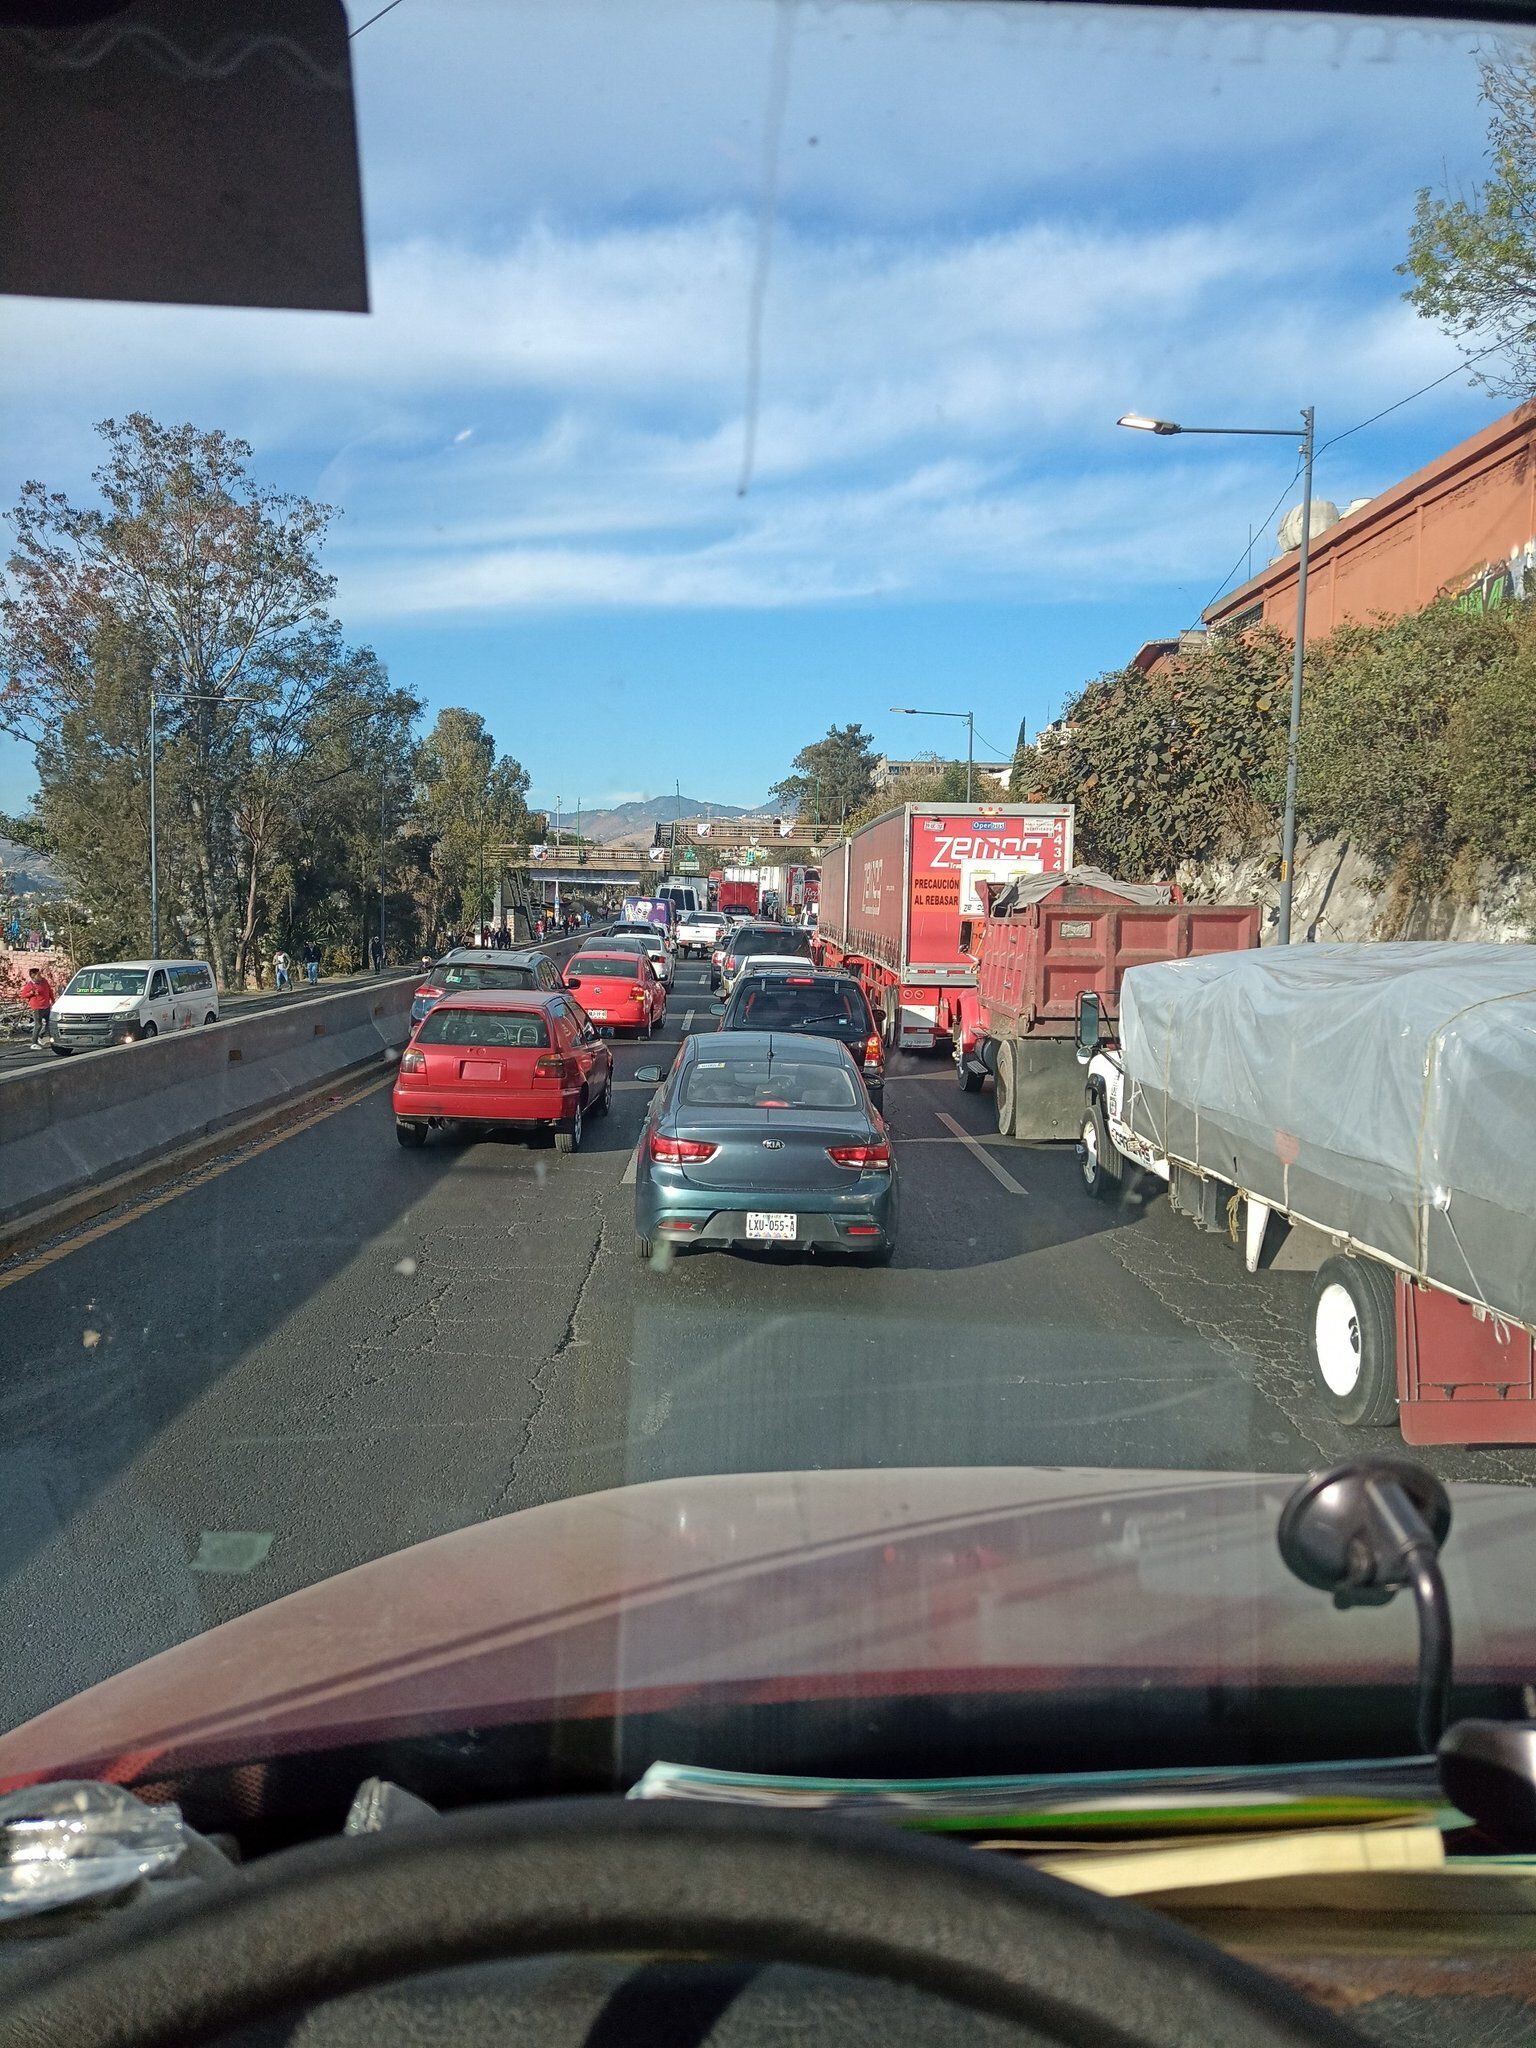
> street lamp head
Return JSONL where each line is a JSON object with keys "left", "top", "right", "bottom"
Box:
{"left": 1117, "top": 413, "right": 1181, "bottom": 435}
{"left": 889, "top": 706, "right": 917, "bottom": 715}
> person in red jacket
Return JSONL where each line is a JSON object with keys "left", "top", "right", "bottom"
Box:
{"left": 20, "top": 966, "right": 55, "bottom": 1048}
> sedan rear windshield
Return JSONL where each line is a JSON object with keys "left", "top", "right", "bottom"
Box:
{"left": 572, "top": 955, "right": 640, "bottom": 979}
{"left": 442, "top": 965, "right": 537, "bottom": 990}
{"left": 682, "top": 1056, "right": 860, "bottom": 1111}
{"left": 414, "top": 1008, "right": 549, "bottom": 1047}
{"left": 733, "top": 982, "right": 867, "bottom": 1035}
{"left": 727, "top": 931, "right": 811, "bottom": 959}
{"left": 63, "top": 969, "right": 149, "bottom": 997}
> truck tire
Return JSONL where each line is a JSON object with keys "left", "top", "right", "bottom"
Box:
{"left": 1307, "top": 1256, "right": 1399, "bottom": 1427}
{"left": 955, "top": 1043, "right": 983, "bottom": 1092}
{"left": 994, "top": 1040, "right": 1017, "bottom": 1136}
{"left": 1078, "top": 1100, "right": 1120, "bottom": 1200}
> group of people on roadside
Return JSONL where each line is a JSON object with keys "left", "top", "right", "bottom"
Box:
{"left": 271, "top": 942, "right": 322, "bottom": 991}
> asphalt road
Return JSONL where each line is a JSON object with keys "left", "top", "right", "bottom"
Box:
{"left": 2, "top": 951, "right": 1532, "bottom": 1733}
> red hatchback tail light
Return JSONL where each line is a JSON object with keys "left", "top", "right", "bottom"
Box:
{"left": 400, "top": 1050, "right": 425, "bottom": 1074}
{"left": 827, "top": 1141, "right": 891, "bottom": 1170}
{"left": 532, "top": 1053, "right": 565, "bottom": 1079}
{"left": 649, "top": 1133, "right": 719, "bottom": 1163}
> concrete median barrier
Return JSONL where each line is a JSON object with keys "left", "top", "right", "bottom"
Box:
{"left": 0, "top": 975, "right": 419, "bottom": 1232}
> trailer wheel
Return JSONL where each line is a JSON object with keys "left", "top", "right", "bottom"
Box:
{"left": 994, "top": 1040, "right": 1017, "bottom": 1136}
{"left": 955, "top": 1042, "right": 983, "bottom": 1092}
{"left": 1078, "top": 1101, "right": 1120, "bottom": 1200}
{"left": 1307, "top": 1256, "right": 1399, "bottom": 1427}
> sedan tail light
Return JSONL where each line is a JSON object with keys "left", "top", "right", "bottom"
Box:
{"left": 649, "top": 1133, "right": 719, "bottom": 1163}
{"left": 827, "top": 1141, "right": 891, "bottom": 1169}
{"left": 631, "top": 987, "right": 650, "bottom": 1004}
{"left": 400, "top": 1050, "right": 425, "bottom": 1074}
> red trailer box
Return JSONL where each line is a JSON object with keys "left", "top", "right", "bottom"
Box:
{"left": 813, "top": 803, "right": 1073, "bottom": 1052}
{"left": 961, "top": 871, "right": 1260, "bottom": 1138}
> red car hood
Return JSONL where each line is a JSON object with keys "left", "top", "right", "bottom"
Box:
{"left": 2, "top": 1466, "right": 1533, "bottom": 1791}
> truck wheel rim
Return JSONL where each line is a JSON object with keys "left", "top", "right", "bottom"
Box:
{"left": 1314, "top": 1283, "right": 1362, "bottom": 1396}
{"left": 1080, "top": 1116, "right": 1098, "bottom": 1184}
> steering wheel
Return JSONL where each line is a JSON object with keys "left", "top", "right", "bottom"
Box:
{"left": 8, "top": 1797, "right": 1372, "bottom": 2047}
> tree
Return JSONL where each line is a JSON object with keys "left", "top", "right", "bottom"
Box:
{"left": 771, "top": 723, "right": 878, "bottom": 829}
{"left": 844, "top": 755, "right": 969, "bottom": 832}
{"left": 1, "top": 415, "right": 337, "bottom": 980}
{"left": 412, "top": 708, "right": 532, "bottom": 936}
{"left": 1401, "top": 52, "right": 1536, "bottom": 394}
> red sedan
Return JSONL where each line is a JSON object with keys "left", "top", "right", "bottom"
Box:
{"left": 392, "top": 989, "right": 612, "bottom": 1153}
{"left": 564, "top": 949, "right": 666, "bottom": 1037}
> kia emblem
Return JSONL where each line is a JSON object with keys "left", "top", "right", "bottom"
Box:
{"left": 762, "top": 1139, "right": 783, "bottom": 1150}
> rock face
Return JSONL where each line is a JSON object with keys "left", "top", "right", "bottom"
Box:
{"left": 1176, "top": 836, "right": 1536, "bottom": 946}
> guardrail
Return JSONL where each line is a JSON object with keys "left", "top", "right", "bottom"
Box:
{"left": 0, "top": 973, "right": 420, "bottom": 1235}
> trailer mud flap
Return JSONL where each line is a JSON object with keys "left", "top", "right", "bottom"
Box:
{"left": 1002, "top": 1038, "right": 1084, "bottom": 1141}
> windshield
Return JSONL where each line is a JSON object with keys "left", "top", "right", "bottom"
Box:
{"left": 3, "top": 0, "right": 1535, "bottom": 1847}
{"left": 414, "top": 1006, "right": 549, "bottom": 1047}
{"left": 60, "top": 969, "right": 148, "bottom": 998}
{"left": 572, "top": 954, "right": 640, "bottom": 979}
{"left": 682, "top": 1052, "right": 861, "bottom": 1111}
{"left": 441, "top": 965, "right": 537, "bottom": 990}
{"left": 733, "top": 980, "right": 867, "bottom": 1035}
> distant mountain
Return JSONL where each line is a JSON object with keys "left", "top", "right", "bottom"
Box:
{"left": 548, "top": 795, "right": 768, "bottom": 845}
{"left": 0, "top": 835, "right": 62, "bottom": 897}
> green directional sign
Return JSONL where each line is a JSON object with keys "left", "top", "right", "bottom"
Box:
{"left": 677, "top": 849, "right": 700, "bottom": 870}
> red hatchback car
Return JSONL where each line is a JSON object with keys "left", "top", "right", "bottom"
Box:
{"left": 563, "top": 949, "right": 666, "bottom": 1037}
{"left": 392, "top": 990, "right": 612, "bottom": 1153}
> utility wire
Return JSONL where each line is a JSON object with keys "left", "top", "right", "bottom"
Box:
{"left": 1315, "top": 333, "right": 1512, "bottom": 457}
{"left": 1202, "top": 334, "right": 1514, "bottom": 615}
{"left": 349, "top": 0, "right": 406, "bottom": 38}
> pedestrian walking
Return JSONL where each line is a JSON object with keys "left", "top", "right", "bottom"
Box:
{"left": 20, "top": 965, "right": 55, "bottom": 1048}
{"left": 368, "top": 933, "right": 382, "bottom": 972}
{"left": 273, "top": 949, "right": 291, "bottom": 991}
{"left": 303, "top": 941, "right": 320, "bottom": 986}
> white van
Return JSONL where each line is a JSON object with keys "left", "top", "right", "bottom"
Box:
{"left": 49, "top": 959, "right": 219, "bottom": 1055}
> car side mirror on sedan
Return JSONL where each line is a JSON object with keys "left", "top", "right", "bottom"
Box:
{"left": 634, "top": 1066, "right": 662, "bottom": 1084}
{"left": 710, "top": 1001, "right": 726, "bottom": 1016}
{"left": 566, "top": 977, "right": 582, "bottom": 989}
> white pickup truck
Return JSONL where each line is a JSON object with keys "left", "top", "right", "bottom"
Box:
{"left": 674, "top": 909, "right": 727, "bottom": 959}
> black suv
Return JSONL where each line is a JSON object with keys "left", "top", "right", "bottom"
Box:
{"left": 717, "top": 967, "right": 885, "bottom": 1106}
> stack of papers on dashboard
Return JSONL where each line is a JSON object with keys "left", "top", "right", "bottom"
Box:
{"left": 989, "top": 1818, "right": 1446, "bottom": 1898}
{"left": 628, "top": 1756, "right": 1449, "bottom": 1836}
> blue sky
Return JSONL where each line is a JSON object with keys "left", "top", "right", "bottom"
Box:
{"left": 0, "top": 0, "right": 1519, "bottom": 815}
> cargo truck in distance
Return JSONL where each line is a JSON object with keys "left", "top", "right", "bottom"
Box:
{"left": 813, "top": 803, "right": 1074, "bottom": 1053}
{"left": 957, "top": 871, "right": 1260, "bottom": 1139}
{"left": 1076, "top": 942, "right": 1536, "bottom": 1449}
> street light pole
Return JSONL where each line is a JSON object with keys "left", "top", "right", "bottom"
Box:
{"left": 1117, "top": 407, "right": 1315, "bottom": 944}
{"left": 148, "top": 687, "right": 159, "bottom": 959}
{"left": 888, "top": 706, "right": 976, "bottom": 801}
{"left": 1277, "top": 407, "right": 1315, "bottom": 948}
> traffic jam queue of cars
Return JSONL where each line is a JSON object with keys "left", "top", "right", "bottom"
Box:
{"left": 391, "top": 918, "right": 898, "bottom": 1267}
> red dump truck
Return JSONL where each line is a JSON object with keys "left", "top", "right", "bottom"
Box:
{"left": 716, "top": 875, "right": 759, "bottom": 917}
{"left": 957, "top": 871, "right": 1260, "bottom": 1139}
{"left": 813, "top": 803, "right": 1073, "bottom": 1052}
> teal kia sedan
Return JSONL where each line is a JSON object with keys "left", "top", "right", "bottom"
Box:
{"left": 634, "top": 1032, "right": 898, "bottom": 1266}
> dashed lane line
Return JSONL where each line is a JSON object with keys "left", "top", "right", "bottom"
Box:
{"left": 934, "top": 1111, "right": 1030, "bottom": 1196}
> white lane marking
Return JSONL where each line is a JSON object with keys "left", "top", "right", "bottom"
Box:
{"left": 935, "top": 1111, "right": 1029, "bottom": 1196}
{"left": 682, "top": 1009, "right": 695, "bottom": 1032}
{"left": 621, "top": 1141, "right": 641, "bottom": 1186}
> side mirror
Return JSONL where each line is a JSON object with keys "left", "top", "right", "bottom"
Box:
{"left": 1075, "top": 990, "right": 1101, "bottom": 1063}
{"left": 710, "top": 1002, "right": 726, "bottom": 1016}
{"left": 634, "top": 1066, "right": 663, "bottom": 1084}
{"left": 566, "top": 977, "right": 582, "bottom": 989}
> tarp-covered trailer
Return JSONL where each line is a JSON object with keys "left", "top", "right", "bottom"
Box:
{"left": 1086, "top": 942, "right": 1536, "bottom": 1446}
